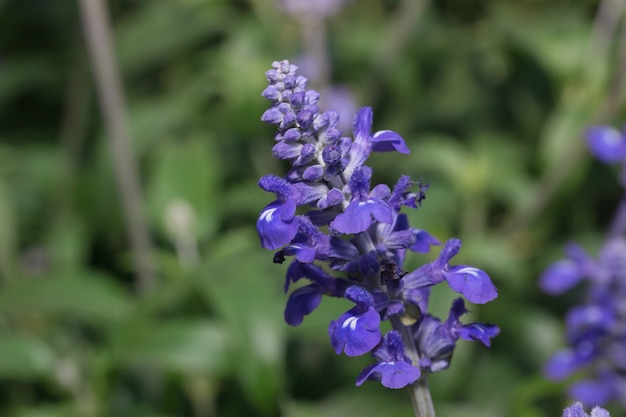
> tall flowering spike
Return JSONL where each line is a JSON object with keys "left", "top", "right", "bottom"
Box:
{"left": 257, "top": 60, "right": 498, "bottom": 398}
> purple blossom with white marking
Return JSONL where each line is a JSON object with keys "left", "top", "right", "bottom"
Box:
{"left": 256, "top": 60, "right": 499, "bottom": 393}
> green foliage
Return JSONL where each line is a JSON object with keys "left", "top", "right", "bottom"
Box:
{"left": 0, "top": 0, "right": 624, "bottom": 416}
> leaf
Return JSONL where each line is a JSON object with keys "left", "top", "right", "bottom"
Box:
{"left": 146, "top": 136, "right": 222, "bottom": 243}
{"left": 0, "top": 271, "right": 133, "bottom": 325}
{"left": 283, "top": 387, "right": 412, "bottom": 417}
{"left": 113, "top": 319, "right": 231, "bottom": 374}
{"left": 196, "top": 228, "right": 287, "bottom": 412}
{"left": 116, "top": 1, "right": 229, "bottom": 75}
{"left": 0, "top": 333, "right": 55, "bottom": 380}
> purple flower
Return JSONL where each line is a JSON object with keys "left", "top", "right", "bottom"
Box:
{"left": 344, "top": 107, "right": 409, "bottom": 179}
{"left": 356, "top": 331, "right": 421, "bottom": 389}
{"left": 563, "top": 402, "right": 611, "bottom": 417}
{"left": 585, "top": 125, "right": 626, "bottom": 164}
{"left": 414, "top": 298, "right": 500, "bottom": 372}
{"left": 443, "top": 265, "right": 498, "bottom": 305}
{"left": 570, "top": 378, "right": 615, "bottom": 410}
{"left": 402, "top": 239, "right": 497, "bottom": 305}
{"left": 329, "top": 286, "right": 382, "bottom": 356}
{"left": 283, "top": 261, "right": 350, "bottom": 325}
{"left": 256, "top": 175, "right": 300, "bottom": 250}
{"left": 542, "top": 237, "right": 626, "bottom": 408}
{"left": 330, "top": 166, "right": 393, "bottom": 234}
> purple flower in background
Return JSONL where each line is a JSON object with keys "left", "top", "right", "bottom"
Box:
{"left": 585, "top": 125, "right": 626, "bottom": 164}
{"left": 563, "top": 402, "right": 611, "bottom": 417}
{"left": 541, "top": 237, "right": 626, "bottom": 408}
{"left": 257, "top": 60, "right": 499, "bottom": 390}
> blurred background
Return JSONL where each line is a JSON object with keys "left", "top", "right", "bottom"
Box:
{"left": 0, "top": 0, "right": 625, "bottom": 416}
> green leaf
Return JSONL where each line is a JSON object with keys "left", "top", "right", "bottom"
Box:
{"left": 112, "top": 319, "right": 231, "bottom": 374}
{"left": 0, "top": 271, "right": 133, "bottom": 325}
{"left": 0, "top": 333, "right": 55, "bottom": 380}
{"left": 116, "top": 1, "right": 228, "bottom": 75}
{"left": 196, "top": 228, "right": 287, "bottom": 413}
{"left": 12, "top": 405, "right": 75, "bottom": 417}
{"left": 146, "top": 137, "right": 222, "bottom": 243}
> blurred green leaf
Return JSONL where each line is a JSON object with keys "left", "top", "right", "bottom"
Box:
{"left": 0, "top": 333, "right": 55, "bottom": 380}
{"left": 0, "top": 175, "right": 17, "bottom": 281}
{"left": 146, "top": 136, "right": 222, "bottom": 242}
{"left": 0, "top": 272, "right": 133, "bottom": 325}
{"left": 284, "top": 387, "right": 412, "bottom": 417}
{"left": 112, "top": 319, "right": 231, "bottom": 374}
{"left": 116, "top": 1, "right": 228, "bottom": 75}
{"left": 197, "top": 227, "right": 286, "bottom": 414}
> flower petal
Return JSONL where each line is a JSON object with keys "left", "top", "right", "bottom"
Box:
{"left": 544, "top": 349, "right": 586, "bottom": 380}
{"left": 570, "top": 379, "right": 612, "bottom": 408}
{"left": 356, "top": 361, "right": 420, "bottom": 389}
{"left": 256, "top": 199, "right": 299, "bottom": 250}
{"left": 585, "top": 126, "right": 626, "bottom": 164}
{"left": 371, "top": 130, "right": 410, "bottom": 154}
{"left": 443, "top": 266, "right": 498, "bottom": 304}
{"left": 540, "top": 259, "right": 583, "bottom": 294}
{"left": 330, "top": 199, "right": 392, "bottom": 234}
{"left": 329, "top": 307, "right": 381, "bottom": 356}
{"left": 284, "top": 285, "right": 323, "bottom": 326}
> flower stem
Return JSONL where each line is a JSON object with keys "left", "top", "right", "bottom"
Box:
{"left": 78, "top": 0, "right": 156, "bottom": 295}
{"left": 390, "top": 316, "right": 436, "bottom": 417}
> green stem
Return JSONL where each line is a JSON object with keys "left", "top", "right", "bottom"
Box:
{"left": 77, "top": 0, "right": 156, "bottom": 295}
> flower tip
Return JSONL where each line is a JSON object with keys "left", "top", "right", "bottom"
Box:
{"left": 585, "top": 125, "right": 626, "bottom": 164}
{"left": 539, "top": 259, "right": 582, "bottom": 295}
{"left": 444, "top": 266, "right": 498, "bottom": 304}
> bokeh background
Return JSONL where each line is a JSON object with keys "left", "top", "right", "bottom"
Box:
{"left": 0, "top": 0, "right": 625, "bottom": 416}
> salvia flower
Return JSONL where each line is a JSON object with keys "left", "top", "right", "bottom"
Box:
{"left": 257, "top": 60, "right": 499, "bottom": 390}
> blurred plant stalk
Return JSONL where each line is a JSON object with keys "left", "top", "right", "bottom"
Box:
{"left": 77, "top": 0, "right": 156, "bottom": 295}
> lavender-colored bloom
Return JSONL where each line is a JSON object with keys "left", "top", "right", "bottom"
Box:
{"left": 563, "top": 402, "right": 611, "bottom": 417}
{"left": 402, "top": 239, "right": 498, "bottom": 305}
{"left": 329, "top": 286, "right": 382, "bottom": 356}
{"left": 356, "top": 331, "right": 421, "bottom": 389}
{"left": 257, "top": 190, "right": 299, "bottom": 251}
{"left": 257, "top": 60, "right": 499, "bottom": 390}
{"left": 414, "top": 298, "right": 500, "bottom": 372}
{"left": 344, "top": 107, "right": 410, "bottom": 179}
{"left": 330, "top": 166, "right": 393, "bottom": 234}
{"left": 283, "top": 261, "right": 350, "bottom": 325}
